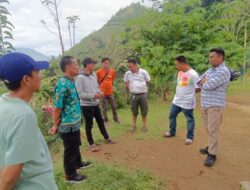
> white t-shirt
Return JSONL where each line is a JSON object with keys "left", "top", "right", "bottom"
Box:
{"left": 172, "top": 69, "right": 199, "bottom": 109}
{"left": 124, "top": 68, "right": 151, "bottom": 94}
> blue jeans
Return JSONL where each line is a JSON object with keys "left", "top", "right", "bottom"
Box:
{"left": 169, "top": 104, "right": 195, "bottom": 140}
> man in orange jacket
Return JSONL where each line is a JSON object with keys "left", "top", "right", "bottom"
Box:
{"left": 96, "top": 57, "right": 120, "bottom": 123}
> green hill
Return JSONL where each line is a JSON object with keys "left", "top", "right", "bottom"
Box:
{"left": 66, "top": 3, "right": 148, "bottom": 66}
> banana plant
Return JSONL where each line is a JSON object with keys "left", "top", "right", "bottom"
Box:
{"left": 0, "top": 0, "right": 15, "bottom": 56}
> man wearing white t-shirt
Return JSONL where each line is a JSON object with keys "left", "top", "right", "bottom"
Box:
{"left": 124, "top": 58, "right": 151, "bottom": 132}
{"left": 164, "top": 56, "right": 200, "bottom": 145}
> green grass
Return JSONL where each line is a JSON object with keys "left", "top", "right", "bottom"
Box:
{"left": 54, "top": 160, "right": 164, "bottom": 190}
{"left": 92, "top": 98, "right": 202, "bottom": 141}
{"left": 51, "top": 77, "right": 250, "bottom": 190}
{"left": 227, "top": 76, "right": 250, "bottom": 95}
{"left": 51, "top": 99, "right": 199, "bottom": 190}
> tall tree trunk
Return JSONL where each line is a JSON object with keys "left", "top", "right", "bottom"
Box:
{"left": 73, "top": 21, "right": 76, "bottom": 46}
{"left": 54, "top": 0, "right": 64, "bottom": 55}
{"left": 68, "top": 22, "right": 72, "bottom": 48}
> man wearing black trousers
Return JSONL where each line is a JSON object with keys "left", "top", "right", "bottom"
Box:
{"left": 49, "top": 56, "right": 91, "bottom": 183}
{"left": 75, "top": 57, "right": 116, "bottom": 152}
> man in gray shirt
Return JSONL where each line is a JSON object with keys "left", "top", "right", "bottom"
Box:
{"left": 75, "top": 57, "right": 116, "bottom": 152}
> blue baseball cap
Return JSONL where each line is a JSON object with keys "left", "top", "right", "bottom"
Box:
{"left": 0, "top": 52, "right": 49, "bottom": 83}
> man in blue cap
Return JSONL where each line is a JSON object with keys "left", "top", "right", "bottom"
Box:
{"left": 0, "top": 53, "right": 58, "bottom": 190}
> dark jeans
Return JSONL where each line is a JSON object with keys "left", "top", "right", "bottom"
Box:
{"left": 81, "top": 105, "right": 109, "bottom": 145}
{"left": 59, "top": 130, "right": 82, "bottom": 177}
{"left": 169, "top": 104, "right": 195, "bottom": 140}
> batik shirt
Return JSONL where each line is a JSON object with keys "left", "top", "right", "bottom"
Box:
{"left": 54, "top": 76, "right": 81, "bottom": 133}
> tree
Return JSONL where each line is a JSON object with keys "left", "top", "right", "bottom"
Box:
{"left": 0, "top": 0, "right": 14, "bottom": 56}
{"left": 127, "top": 0, "right": 211, "bottom": 99}
{"left": 40, "top": 0, "right": 65, "bottom": 55}
{"left": 208, "top": 0, "right": 250, "bottom": 70}
{"left": 66, "top": 15, "right": 80, "bottom": 48}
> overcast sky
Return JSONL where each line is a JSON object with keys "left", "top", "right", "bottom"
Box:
{"left": 7, "top": 0, "right": 146, "bottom": 56}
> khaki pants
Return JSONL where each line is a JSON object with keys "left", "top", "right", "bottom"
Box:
{"left": 101, "top": 95, "right": 119, "bottom": 122}
{"left": 201, "top": 107, "right": 224, "bottom": 155}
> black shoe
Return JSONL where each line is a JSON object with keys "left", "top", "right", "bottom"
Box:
{"left": 77, "top": 161, "right": 92, "bottom": 169}
{"left": 65, "top": 174, "right": 87, "bottom": 184}
{"left": 204, "top": 154, "right": 217, "bottom": 167}
{"left": 200, "top": 146, "right": 209, "bottom": 155}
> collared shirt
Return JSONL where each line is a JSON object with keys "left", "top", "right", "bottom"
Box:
{"left": 201, "top": 63, "right": 230, "bottom": 108}
{"left": 54, "top": 76, "right": 81, "bottom": 133}
{"left": 124, "top": 68, "right": 150, "bottom": 94}
{"left": 0, "top": 94, "right": 58, "bottom": 190}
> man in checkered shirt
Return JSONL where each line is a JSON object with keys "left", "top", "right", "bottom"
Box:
{"left": 198, "top": 48, "right": 230, "bottom": 167}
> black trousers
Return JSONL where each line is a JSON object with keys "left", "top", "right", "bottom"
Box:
{"left": 59, "top": 130, "right": 82, "bottom": 177}
{"left": 81, "top": 105, "right": 109, "bottom": 145}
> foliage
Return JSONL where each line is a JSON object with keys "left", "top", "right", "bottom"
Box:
{"left": 0, "top": 0, "right": 14, "bottom": 55}
{"left": 0, "top": 82, "right": 6, "bottom": 94}
{"left": 66, "top": 3, "right": 148, "bottom": 64}
{"left": 123, "top": 0, "right": 250, "bottom": 99}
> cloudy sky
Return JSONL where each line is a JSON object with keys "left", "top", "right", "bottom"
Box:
{"left": 7, "top": 0, "right": 147, "bottom": 56}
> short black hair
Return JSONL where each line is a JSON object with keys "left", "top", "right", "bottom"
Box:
{"left": 210, "top": 48, "right": 225, "bottom": 60}
{"left": 127, "top": 58, "right": 138, "bottom": 64}
{"left": 175, "top": 55, "right": 187, "bottom": 64}
{"left": 2, "top": 72, "right": 32, "bottom": 91}
{"left": 102, "top": 57, "right": 110, "bottom": 63}
{"left": 60, "top": 56, "right": 74, "bottom": 72}
{"left": 82, "top": 57, "right": 96, "bottom": 68}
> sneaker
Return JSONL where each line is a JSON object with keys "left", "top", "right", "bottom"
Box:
{"left": 104, "top": 139, "right": 117, "bottom": 144}
{"left": 90, "top": 144, "right": 100, "bottom": 152}
{"left": 185, "top": 139, "right": 193, "bottom": 145}
{"left": 199, "top": 146, "right": 209, "bottom": 155}
{"left": 77, "top": 161, "right": 92, "bottom": 170}
{"left": 204, "top": 154, "right": 217, "bottom": 167}
{"left": 163, "top": 132, "right": 175, "bottom": 138}
{"left": 65, "top": 174, "right": 87, "bottom": 184}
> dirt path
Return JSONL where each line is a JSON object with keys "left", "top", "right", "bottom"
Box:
{"left": 84, "top": 97, "right": 250, "bottom": 190}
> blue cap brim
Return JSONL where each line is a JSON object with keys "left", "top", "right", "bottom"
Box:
{"left": 34, "top": 61, "right": 49, "bottom": 70}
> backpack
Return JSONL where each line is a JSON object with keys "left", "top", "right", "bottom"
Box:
{"left": 227, "top": 67, "right": 241, "bottom": 81}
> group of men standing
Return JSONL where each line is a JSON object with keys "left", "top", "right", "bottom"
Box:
{"left": 0, "top": 47, "right": 230, "bottom": 189}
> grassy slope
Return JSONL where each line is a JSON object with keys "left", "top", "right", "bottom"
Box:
{"left": 66, "top": 3, "right": 148, "bottom": 65}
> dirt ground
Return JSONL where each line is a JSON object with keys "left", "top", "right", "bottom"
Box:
{"left": 84, "top": 94, "right": 250, "bottom": 190}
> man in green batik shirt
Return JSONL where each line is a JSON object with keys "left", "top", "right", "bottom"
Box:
{"left": 49, "top": 56, "right": 91, "bottom": 183}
